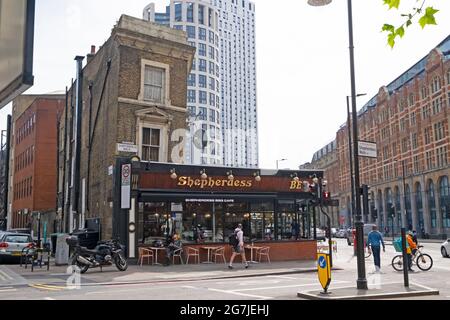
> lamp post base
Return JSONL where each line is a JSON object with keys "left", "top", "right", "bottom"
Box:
{"left": 357, "top": 279, "right": 368, "bottom": 290}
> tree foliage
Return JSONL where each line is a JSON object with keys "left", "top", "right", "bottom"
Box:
{"left": 382, "top": 0, "right": 439, "bottom": 48}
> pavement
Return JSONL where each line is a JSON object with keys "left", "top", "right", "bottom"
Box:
{"left": 1, "top": 260, "right": 319, "bottom": 288}
{"left": 0, "top": 238, "right": 446, "bottom": 300}
{"left": 297, "top": 282, "right": 440, "bottom": 300}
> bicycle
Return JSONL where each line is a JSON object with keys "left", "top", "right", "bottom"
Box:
{"left": 391, "top": 245, "right": 433, "bottom": 271}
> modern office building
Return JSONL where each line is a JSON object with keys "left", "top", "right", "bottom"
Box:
{"left": 143, "top": 0, "right": 259, "bottom": 168}
{"left": 305, "top": 35, "right": 450, "bottom": 239}
{"left": 144, "top": 0, "right": 222, "bottom": 166}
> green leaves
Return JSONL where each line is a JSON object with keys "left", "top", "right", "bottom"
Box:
{"left": 383, "top": 0, "right": 401, "bottom": 10}
{"left": 418, "top": 7, "right": 439, "bottom": 28}
{"left": 381, "top": 0, "right": 440, "bottom": 48}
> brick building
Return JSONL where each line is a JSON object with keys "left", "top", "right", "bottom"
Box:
{"left": 57, "top": 15, "right": 195, "bottom": 239}
{"left": 299, "top": 140, "right": 340, "bottom": 228}
{"left": 7, "top": 94, "right": 64, "bottom": 233}
{"left": 309, "top": 36, "right": 450, "bottom": 239}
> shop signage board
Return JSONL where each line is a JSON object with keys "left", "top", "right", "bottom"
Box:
{"left": 121, "top": 164, "right": 131, "bottom": 209}
{"left": 139, "top": 173, "right": 320, "bottom": 194}
{"left": 317, "top": 253, "right": 331, "bottom": 294}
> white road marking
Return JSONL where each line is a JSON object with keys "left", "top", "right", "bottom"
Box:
{"left": 181, "top": 286, "right": 197, "bottom": 289}
{"left": 232, "top": 281, "right": 350, "bottom": 292}
{"left": 208, "top": 288, "right": 272, "bottom": 300}
{"left": 44, "top": 297, "right": 56, "bottom": 300}
{"left": 0, "top": 289, "right": 17, "bottom": 293}
{"left": 0, "top": 270, "right": 13, "bottom": 281}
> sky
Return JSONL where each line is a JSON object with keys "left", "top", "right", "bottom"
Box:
{"left": 1, "top": 0, "right": 449, "bottom": 170}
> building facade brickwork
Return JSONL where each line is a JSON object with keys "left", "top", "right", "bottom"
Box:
{"left": 309, "top": 36, "right": 450, "bottom": 239}
{"left": 8, "top": 95, "right": 64, "bottom": 234}
{"left": 58, "top": 15, "right": 195, "bottom": 239}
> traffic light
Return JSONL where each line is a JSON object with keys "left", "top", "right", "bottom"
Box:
{"left": 309, "top": 183, "right": 318, "bottom": 197}
{"left": 323, "top": 192, "right": 331, "bottom": 200}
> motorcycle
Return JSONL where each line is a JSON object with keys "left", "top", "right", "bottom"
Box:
{"left": 66, "top": 237, "right": 128, "bottom": 274}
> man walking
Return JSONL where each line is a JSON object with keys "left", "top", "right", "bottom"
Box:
{"left": 367, "top": 225, "right": 385, "bottom": 273}
{"left": 228, "top": 224, "right": 249, "bottom": 269}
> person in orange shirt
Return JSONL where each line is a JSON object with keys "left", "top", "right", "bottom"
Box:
{"left": 406, "top": 231, "right": 418, "bottom": 271}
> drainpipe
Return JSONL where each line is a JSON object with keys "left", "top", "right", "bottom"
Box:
{"left": 72, "top": 56, "right": 84, "bottom": 231}
{"left": 2, "top": 115, "right": 11, "bottom": 230}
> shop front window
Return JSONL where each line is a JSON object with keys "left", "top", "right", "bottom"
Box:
{"left": 250, "top": 202, "right": 274, "bottom": 241}
{"left": 224, "top": 202, "right": 250, "bottom": 242}
{"left": 277, "top": 200, "right": 297, "bottom": 240}
{"left": 138, "top": 202, "right": 169, "bottom": 245}
{"left": 183, "top": 202, "right": 220, "bottom": 243}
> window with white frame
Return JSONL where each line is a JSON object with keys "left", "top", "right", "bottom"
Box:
{"left": 144, "top": 66, "right": 165, "bottom": 104}
{"left": 431, "top": 76, "right": 441, "bottom": 94}
{"left": 141, "top": 128, "right": 161, "bottom": 162}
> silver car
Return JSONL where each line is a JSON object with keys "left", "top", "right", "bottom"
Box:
{"left": 441, "top": 239, "right": 450, "bottom": 258}
{"left": 0, "top": 233, "right": 33, "bottom": 263}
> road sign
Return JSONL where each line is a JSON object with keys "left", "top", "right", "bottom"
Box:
{"left": 121, "top": 164, "right": 131, "bottom": 209}
{"left": 317, "top": 253, "right": 331, "bottom": 294}
{"left": 358, "top": 141, "right": 377, "bottom": 158}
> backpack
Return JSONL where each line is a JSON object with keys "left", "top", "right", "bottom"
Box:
{"left": 229, "top": 231, "right": 239, "bottom": 247}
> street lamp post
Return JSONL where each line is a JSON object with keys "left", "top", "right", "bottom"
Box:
{"left": 276, "top": 159, "right": 287, "bottom": 170}
{"left": 346, "top": 94, "right": 366, "bottom": 229}
{"left": 308, "top": 0, "right": 367, "bottom": 290}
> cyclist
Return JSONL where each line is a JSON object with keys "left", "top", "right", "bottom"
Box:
{"left": 406, "top": 231, "right": 418, "bottom": 271}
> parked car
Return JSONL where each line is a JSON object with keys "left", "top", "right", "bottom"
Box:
{"left": 311, "top": 228, "right": 326, "bottom": 241}
{"left": 331, "top": 228, "right": 338, "bottom": 237}
{"left": 336, "top": 229, "right": 347, "bottom": 238}
{"left": 441, "top": 239, "right": 450, "bottom": 258}
{"left": 7, "top": 228, "right": 31, "bottom": 235}
{"left": 346, "top": 224, "right": 379, "bottom": 246}
{"left": 0, "top": 233, "right": 33, "bottom": 263}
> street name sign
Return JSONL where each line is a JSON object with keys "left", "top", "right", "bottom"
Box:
{"left": 358, "top": 141, "right": 377, "bottom": 159}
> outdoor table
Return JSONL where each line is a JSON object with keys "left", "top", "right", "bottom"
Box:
{"left": 245, "top": 245, "right": 263, "bottom": 264}
{"left": 150, "top": 247, "right": 166, "bottom": 265}
{"left": 201, "top": 246, "right": 220, "bottom": 264}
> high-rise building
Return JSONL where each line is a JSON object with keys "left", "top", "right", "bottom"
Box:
{"left": 143, "top": 0, "right": 258, "bottom": 168}
{"left": 144, "top": 1, "right": 222, "bottom": 166}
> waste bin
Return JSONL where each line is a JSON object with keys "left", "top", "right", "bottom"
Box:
{"left": 55, "top": 234, "right": 70, "bottom": 266}
{"left": 71, "top": 229, "right": 99, "bottom": 249}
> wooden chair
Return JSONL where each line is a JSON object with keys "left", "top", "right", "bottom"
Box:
{"left": 257, "top": 247, "right": 271, "bottom": 263}
{"left": 172, "top": 248, "right": 184, "bottom": 265}
{"left": 138, "top": 247, "right": 154, "bottom": 266}
{"left": 212, "top": 247, "right": 227, "bottom": 265}
{"left": 185, "top": 247, "right": 200, "bottom": 264}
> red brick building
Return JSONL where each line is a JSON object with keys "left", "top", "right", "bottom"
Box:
{"left": 314, "top": 36, "right": 450, "bottom": 239}
{"left": 8, "top": 94, "right": 64, "bottom": 233}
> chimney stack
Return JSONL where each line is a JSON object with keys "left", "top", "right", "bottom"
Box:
{"left": 86, "top": 45, "right": 96, "bottom": 64}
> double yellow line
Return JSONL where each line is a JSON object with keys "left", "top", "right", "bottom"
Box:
{"left": 29, "top": 284, "right": 67, "bottom": 291}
